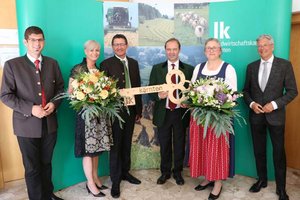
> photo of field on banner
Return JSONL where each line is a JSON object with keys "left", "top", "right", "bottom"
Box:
{"left": 119, "top": 69, "right": 190, "bottom": 106}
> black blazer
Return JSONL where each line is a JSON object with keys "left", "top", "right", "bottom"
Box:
{"left": 100, "top": 55, "right": 142, "bottom": 116}
{"left": 243, "top": 56, "right": 298, "bottom": 125}
{"left": 1, "top": 55, "right": 64, "bottom": 137}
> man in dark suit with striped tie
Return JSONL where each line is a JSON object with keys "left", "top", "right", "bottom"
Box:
{"left": 243, "top": 34, "right": 298, "bottom": 200}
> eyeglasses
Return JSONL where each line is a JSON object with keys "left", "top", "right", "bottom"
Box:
{"left": 205, "top": 46, "right": 220, "bottom": 51}
{"left": 257, "top": 43, "right": 273, "bottom": 49}
{"left": 28, "top": 38, "right": 45, "bottom": 43}
{"left": 112, "top": 43, "right": 126, "bottom": 47}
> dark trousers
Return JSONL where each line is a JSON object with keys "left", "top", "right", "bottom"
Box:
{"left": 17, "top": 119, "right": 57, "bottom": 200}
{"left": 157, "top": 109, "right": 185, "bottom": 175}
{"left": 250, "top": 123, "right": 287, "bottom": 190}
{"left": 110, "top": 107, "right": 136, "bottom": 185}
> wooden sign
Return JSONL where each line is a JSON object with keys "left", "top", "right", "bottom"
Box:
{"left": 119, "top": 69, "right": 190, "bottom": 106}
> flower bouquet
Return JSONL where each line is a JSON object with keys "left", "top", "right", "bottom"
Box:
{"left": 55, "top": 69, "right": 124, "bottom": 126}
{"left": 184, "top": 77, "right": 245, "bottom": 139}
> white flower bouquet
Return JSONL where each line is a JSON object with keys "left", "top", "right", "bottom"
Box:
{"left": 55, "top": 70, "right": 124, "bottom": 125}
{"left": 185, "top": 77, "right": 245, "bottom": 139}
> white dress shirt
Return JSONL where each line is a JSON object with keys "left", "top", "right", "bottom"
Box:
{"left": 27, "top": 53, "right": 42, "bottom": 70}
{"left": 258, "top": 55, "right": 274, "bottom": 89}
{"left": 249, "top": 55, "right": 278, "bottom": 110}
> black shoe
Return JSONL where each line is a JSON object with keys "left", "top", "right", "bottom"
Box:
{"left": 194, "top": 181, "right": 215, "bottom": 191}
{"left": 122, "top": 173, "right": 141, "bottom": 184}
{"left": 157, "top": 174, "right": 171, "bottom": 184}
{"left": 96, "top": 184, "right": 109, "bottom": 190}
{"left": 86, "top": 184, "right": 105, "bottom": 197}
{"left": 111, "top": 184, "right": 120, "bottom": 198}
{"left": 276, "top": 188, "right": 287, "bottom": 195}
{"left": 173, "top": 173, "right": 184, "bottom": 185}
{"left": 249, "top": 180, "right": 267, "bottom": 193}
{"left": 278, "top": 190, "right": 289, "bottom": 200}
{"left": 208, "top": 187, "right": 222, "bottom": 200}
{"left": 50, "top": 193, "right": 64, "bottom": 200}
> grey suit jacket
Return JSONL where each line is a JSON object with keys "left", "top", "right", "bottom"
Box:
{"left": 1, "top": 55, "right": 64, "bottom": 137}
{"left": 243, "top": 56, "right": 298, "bottom": 125}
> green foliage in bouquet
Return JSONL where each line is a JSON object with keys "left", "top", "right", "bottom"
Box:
{"left": 184, "top": 77, "right": 246, "bottom": 139}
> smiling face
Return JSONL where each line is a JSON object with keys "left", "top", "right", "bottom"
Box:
{"left": 84, "top": 42, "right": 100, "bottom": 63}
{"left": 204, "top": 40, "right": 221, "bottom": 61}
{"left": 165, "top": 40, "right": 180, "bottom": 63}
{"left": 112, "top": 38, "right": 128, "bottom": 59}
{"left": 257, "top": 37, "right": 274, "bottom": 60}
{"left": 23, "top": 33, "right": 45, "bottom": 59}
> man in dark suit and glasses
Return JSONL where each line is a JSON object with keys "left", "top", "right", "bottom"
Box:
{"left": 148, "top": 38, "right": 193, "bottom": 186}
{"left": 100, "top": 34, "right": 142, "bottom": 198}
{"left": 243, "top": 34, "right": 298, "bottom": 200}
{"left": 0, "top": 26, "right": 64, "bottom": 200}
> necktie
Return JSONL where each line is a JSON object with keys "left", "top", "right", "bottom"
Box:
{"left": 35, "top": 60, "right": 46, "bottom": 107}
{"left": 121, "top": 60, "right": 131, "bottom": 88}
{"left": 260, "top": 62, "right": 268, "bottom": 91}
{"left": 169, "top": 63, "right": 177, "bottom": 110}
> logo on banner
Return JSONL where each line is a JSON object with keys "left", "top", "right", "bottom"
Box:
{"left": 214, "top": 21, "right": 230, "bottom": 39}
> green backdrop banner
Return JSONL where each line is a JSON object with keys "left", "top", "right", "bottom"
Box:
{"left": 15, "top": 0, "right": 292, "bottom": 190}
{"left": 16, "top": 0, "right": 107, "bottom": 190}
{"left": 209, "top": 0, "right": 292, "bottom": 178}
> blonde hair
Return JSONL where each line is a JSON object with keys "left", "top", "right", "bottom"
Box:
{"left": 84, "top": 40, "right": 100, "bottom": 50}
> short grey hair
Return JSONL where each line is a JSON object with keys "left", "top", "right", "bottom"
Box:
{"left": 84, "top": 40, "right": 100, "bottom": 50}
{"left": 256, "top": 34, "right": 274, "bottom": 44}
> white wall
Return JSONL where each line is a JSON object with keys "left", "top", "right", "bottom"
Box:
{"left": 293, "top": 0, "right": 300, "bottom": 12}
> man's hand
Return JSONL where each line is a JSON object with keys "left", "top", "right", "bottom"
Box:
{"left": 32, "top": 105, "right": 47, "bottom": 118}
{"left": 158, "top": 91, "right": 168, "bottom": 99}
{"left": 43, "top": 102, "right": 56, "bottom": 116}
{"left": 251, "top": 102, "right": 264, "bottom": 114}
{"left": 181, "top": 103, "right": 188, "bottom": 108}
{"left": 262, "top": 102, "right": 274, "bottom": 113}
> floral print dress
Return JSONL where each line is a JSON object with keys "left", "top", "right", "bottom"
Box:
{"left": 70, "top": 58, "right": 113, "bottom": 157}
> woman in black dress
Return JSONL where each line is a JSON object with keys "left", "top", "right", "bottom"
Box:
{"left": 68, "top": 40, "right": 112, "bottom": 197}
